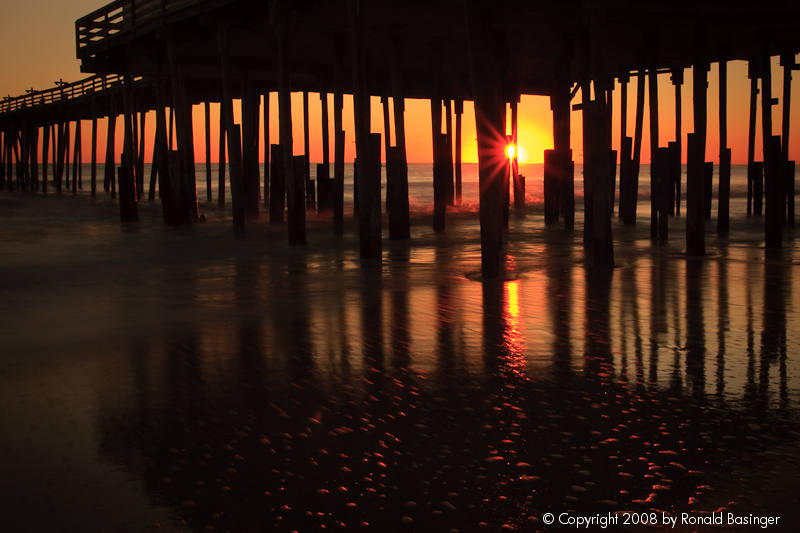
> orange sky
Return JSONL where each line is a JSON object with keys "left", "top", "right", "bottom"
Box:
{"left": 1, "top": 3, "right": 798, "bottom": 165}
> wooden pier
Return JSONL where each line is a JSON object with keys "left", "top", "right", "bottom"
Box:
{"left": 1, "top": 0, "right": 799, "bottom": 277}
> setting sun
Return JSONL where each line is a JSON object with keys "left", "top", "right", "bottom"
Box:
{"left": 506, "top": 143, "right": 516, "bottom": 160}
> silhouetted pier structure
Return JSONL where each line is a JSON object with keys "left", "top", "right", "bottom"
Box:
{"left": 1, "top": 0, "right": 799, "bottom": 277}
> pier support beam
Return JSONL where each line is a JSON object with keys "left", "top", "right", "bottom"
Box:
{"left": 218, "top": 28, "right": 244, "bottom": 233}
{"left": 454, "top": 99, "right": 463, "bottom": 206}
{"left": 629, "top": 69, "right": 645, "bottom": 224}
{"left": 747, "top": 63, "right": 759, "bottom": 216}
{"left": 90, "top": 114, "right": 97, "bottom": 196}
{"left": 72, "top": 120, "right": 80, "bottom": 193}
{"left": 671, "top": 69, "right": 684, "bottom": 215}
{"left": 431, "top": 97, "right": 446, "bottom": 233}
{"left": 445, "top": 99, "right": 455, "bottom": 207}
{"left": 333, "top": 71, "right": 345, "bottom": 234}
{"left": 264, "top": 92, "right": 270, "bottom": 209}
{"left": 465, "top": 2, "right": 506, "bottom": 279}
{"left": 242, "top": 76, "right": 261, "bottom": 217}
{"left": 552, "top": 82, "right": 573, "bottom": 230}
{"left": 584, "top": 94, "right": 614, "bottom": 268}
{"left": 351, "top": 0, "right": 380, "bottom": 259}
{"left": 277, "top": 15, "right": 304, "bottom": 245}
{"left": 686, "top": 60, "right": 709, "bottom": 256}
{"left": 218, "top": 102, "right": 227, "bottom": 207}
{"left": 511, "top": 96, "right": 524, "bottom": 211}
{"left": 780, "top": 53, "right": 796, "bottom": 227}
{"left": 648, "top": 66, "right": 660, "bottom": 240}
{"left": 119, "top": 75, "right": 139, "bottom": 223}
{"left": 318, "top": 92, "right": 331, "bottom": 212}
{"left": 167, "top": 40, "right": 198, "bottom": 222}
{"left": 269, "top": 143, "right": 285, "bottom": 222}
{"left": 205, "top": 101, "right": 212, "bottom": 202}
{"left": 389, "top": 43, "right": 410, "bottom": 240}
{"left": 761, "top": 53, "right": 781, "bottom": 249}
{"left": 717, "top": 60, "right": 731, "bottom": 233}
{"left": 302, "top": 91, "right": 313, "bottom": 211}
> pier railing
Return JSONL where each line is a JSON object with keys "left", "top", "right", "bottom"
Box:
{"left": 0, "top": 74, "right": 144, "bottom": 114}
{"left": 76, "top": 0, "right": 201, "bottom": 59}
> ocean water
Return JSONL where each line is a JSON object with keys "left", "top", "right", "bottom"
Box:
{"left": 1, "top": 163, "right": 799, "bottom": 532}
{"left": 45, "top": 162, "right": 754, "bottom": 218}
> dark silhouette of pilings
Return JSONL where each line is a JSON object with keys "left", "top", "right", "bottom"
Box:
{"left": 686, "top": 58, "right": 708, "bottom": 256}
{"left": 671, "top": 68, "right": 683, "bottom": 215}
{"left": 388, "top": 54, "right": 410, "bottom": 240}
{"left": 718, "top": 60, "right": 731, "bottom": 233}
{"left": 204, "top": 101, "right": 212, "bottom": 202}
{"left": 350, "top": 0, "right": 380, "bottom": 259}
{"left": 648, "top": 65, "right": 660, "bottom": 240}
{"left": 431, "top": 95, "right": 446, "bottom": 234}
{"left": 760, "top": 51, "right": 782, "bottom": 249}
{"left": 629, "top": 70, "right": 645, "bottom": 225}
{"left": 583, "top": 93, "right": 614, "bottom": 268}
{"left": 465, "top": 2, "right": 506, "bottom": 279}
{"left": 780, "top": 53, "right": 797, "bottom": 227}
{"left": 454, "top": 99, "right": 463, "bottom": 206}
{"left": 747, "top": 62, "right": 759, "bottom": 216}
{"left": 241, "top": 76, "right": 261, "bottom": 217}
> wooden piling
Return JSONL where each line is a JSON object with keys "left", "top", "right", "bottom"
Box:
{"left": 445, "top": 98, "right": 455, "bottom": 206}
{"left": 269, "top": 144, "right": 285, "bottom": 223}
{"left": 671, "top": 68, "right": 684, "bottom": 215}
{"left": 686, "top": 132, "right": 704, "bottom": 255}
{"left": 119, "top": 75, "right": 139, "bottom": 223}
{"left": 465, "top": 1, "right": 505, "bottom": 278}
{"left": 72, "top": 120, "right": 80, "bottom": 193}
{"left": 747, "top": 64, "right": 758, "bottom": 216}
{"left": 761, "top": 51, "right": 781, "bottom": 249}
{"left": 753, "top": 161, "right": 764, "bottom": 216}
{"left": 357, "top": 133, "right": 382, "bottom": 259}
{"left": 656, "top": 146, "right": 670, "bottom": 241}
{"left": 241, "top": 78, "right": 261, "bottom": 217}
{"left": 703, "top": 161, "right": 713, "bottom": 220}
{"left": 630, "top": 70, "right": 646, "bottom": 223}
{"left": 454, "top": 99, "right": 463, "bottom": 206}
{"left": 780, "top": 53, "right": 794, "bottom": 227}
{"left": 218, "top": 28, "right": 245, "bottom": 232}
{"left": 381, "top": 96, "right": 392, "bottom": 210}
{"left": 263, "top": 92, "right": 270, "bottom": 209}
{"left": 620, "top": 137, "right": 634, "bottom": 222}
{"left": 218, "top": 102, "right": 226, "bottom": 207}
{"left": 167, "top": 40, "right": 198, "bottom": 221}
{"left": 717, "top": 60, "right": 731, "bottom": 233}
{"left": 205, "top": 101, "right": 212, "bottom": 202}
{"left": 618, "top": 74, "right": 628, "bottom": 216}
{"left": 552, "top": 83, "right": 572, "bottom": 229}
{"left": 277, "top": 16, "right": 304, "bottom": 245}
{"left": 64, "top": 121, "right": 71, "bottom": 188}
{"left": 105, "top": 114, "right": 116, "bottom": 194}
{"left": 511, "top": 97, "right": 524, "bottom": 211}
{"left": 430, "top": 97, "right": 446, "bottom": 233}
{"left": 41, "top": 123, "right": 49, "bottom": 192}
{"left": 137, "top": 111, "right": 145, "bottom": 198}
{"left": 543, "top": 150, "right": 558, "bottom": 224}
{"left": 333, "top": 88, "right": 345, "bottom": 234}
{"left": 302, "top": 91, "right": 311, "bottom": 207}
{"left": 648, "top": 66, "right": 660, "bottom": 240}
{"left": 585, "top": 97, "right": 614, "bottom": 268}
{"left": 319, "top": 92, "right": 330, "bottom": 212}
{"left": 90, "top": 115, "right": 97, "bottom": 196}
{"left": 389, "top": 43, "right": 410, "bottom": 239}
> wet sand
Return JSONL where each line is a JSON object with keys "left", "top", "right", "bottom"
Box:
{"left": 1, "top": 191, "right": 799, "bottom": 532}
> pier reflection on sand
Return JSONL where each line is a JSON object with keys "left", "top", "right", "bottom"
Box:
{"left": 0, "top": 193, "right": 798, "bottom": 532}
